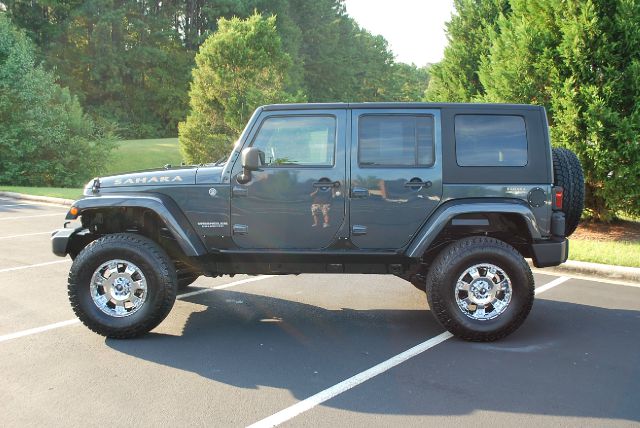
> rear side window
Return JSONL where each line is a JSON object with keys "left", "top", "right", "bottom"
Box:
{"left": 251, "top": 116, "right": 336, "bottom": 167}
{"left": 359, "top": 115, "right": 434, "bottom": 167}
{"left": 455, "top": 115, "right": 528, "bottom": 167}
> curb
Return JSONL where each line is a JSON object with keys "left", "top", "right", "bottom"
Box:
{"left": 0, "top": 191, "right": 75, "bottom": 207}
{"left": 529, "top": 260, "right": 640, "bottom": 283}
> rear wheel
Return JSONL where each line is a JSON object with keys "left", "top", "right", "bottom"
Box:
{"left": 426, "top": 237, "right": 534, "bottom": 342}
{"left": 68, "top": 233, "right": 177, "bottom": 339}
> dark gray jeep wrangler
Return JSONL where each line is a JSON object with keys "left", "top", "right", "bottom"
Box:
{"left": 52, "top": 103, "right": 584, "bottom": 341}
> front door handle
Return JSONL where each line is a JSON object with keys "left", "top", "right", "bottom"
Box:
{"left": 312, "top": 180, "right": 340, "bottom": 189}
{"left": 404, "top": 179, "right": 432, "bottom": 189}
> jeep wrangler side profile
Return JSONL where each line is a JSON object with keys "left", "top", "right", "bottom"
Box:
{"left": 52, "top": 103, "right": 584, "bottom": 342}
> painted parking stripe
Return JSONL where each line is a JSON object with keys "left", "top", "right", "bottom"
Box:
{"left": 248, "top": 276, "right": 572, "bottom": 428}
{"left": 535, "top": 276, "right": 570, "bottom": 294}
{"left": 0, "top": 213, "right": 65, "bottom": 220}
{"left": 0, "top": 259, "right": 72, "bottom": 274}
{"left": 0, "top": 203, "right": 36, "bottom": 207}
{"left": 532, "top": 268, "right": 640, "bottom": 288}
{"left": 0, "top": 319, "right": 81, "bottom": 343}
{"left": 0, "top": 231, "right": 53, "bottom": 240}
{"left": 0, "top": 275, "right": 274, "bottom": 343}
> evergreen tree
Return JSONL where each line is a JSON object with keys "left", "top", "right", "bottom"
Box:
{"left": 178, "top": 13, "right": 300, "bottom": 164}
{"left": 479, "top": 0, "right": 640, "bottom": 219}
{"left": 0, "top": 14, "right": 115, "bottom": 187}
{"left": 425, "top": 0, "right": 510, "bottom": 102}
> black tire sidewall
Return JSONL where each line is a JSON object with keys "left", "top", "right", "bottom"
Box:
{"left": 427, "top": 237, "right": 534, "bottom": 341}
{"left": 69, "top": 234, "right": 176, "bottom": 335}
{"left": 437, "top": 248, "right": 531, "bottom": 334}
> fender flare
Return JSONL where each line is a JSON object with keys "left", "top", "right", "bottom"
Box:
{"left": 69, "top": 193, "right": 207, "bottom": 257}
{"left": 404, "top": 199, "right": 543, "bottom": 258}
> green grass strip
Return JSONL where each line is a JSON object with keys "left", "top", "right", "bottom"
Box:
{"left": 569, "top": 239, "right": 640, "bottom": 268}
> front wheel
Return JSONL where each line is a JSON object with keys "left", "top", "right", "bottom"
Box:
{"left": 68, "top": 233, "right": 178, "bottom": 339}
{"left": 426, "top": 237, "right": 534, "bottom": 342}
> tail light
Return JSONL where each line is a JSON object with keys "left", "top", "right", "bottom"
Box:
{"left": 553, "top": 187, "right": 563, "bottom": 210}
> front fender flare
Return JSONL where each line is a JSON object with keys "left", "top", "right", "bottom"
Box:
{"left": 69, "top": 193, "right": 207, "bottom": 257}
{"left": 404, "top": 199, "right": 543, "bottom": 258}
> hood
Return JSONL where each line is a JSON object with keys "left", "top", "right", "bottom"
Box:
{"left": 98, "top": 166, "right": 198, "bottom": 188}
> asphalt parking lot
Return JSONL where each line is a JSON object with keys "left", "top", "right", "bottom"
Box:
{"left": 1, "top": 197, "right": 639, "bottom": 427}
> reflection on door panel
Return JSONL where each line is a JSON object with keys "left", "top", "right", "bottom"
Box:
{"left": 230, "top": 111, "right": 347, "bottom": 249}
{"left": 350, "top": 112, "right": 442, "bottom": 249}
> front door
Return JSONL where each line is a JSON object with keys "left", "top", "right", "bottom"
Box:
{"left": 230, "top": 109, "right": 347, "bottom": 249}
{"left": 349, "top": 109, "right": 443, "bottom": 249}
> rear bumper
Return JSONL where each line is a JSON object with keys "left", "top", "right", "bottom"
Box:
{"left": 530, "top": 238, "right": 569, "bottom": 268}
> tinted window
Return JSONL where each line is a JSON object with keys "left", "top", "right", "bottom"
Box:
{"left": 252, "top": 116, "right": 336, "bottom": 167}
{"left": 455, "top": 115, "right": 527, "bottom": 166}
{"left": 359, "top": 115, "right": 434, "bottom": 167}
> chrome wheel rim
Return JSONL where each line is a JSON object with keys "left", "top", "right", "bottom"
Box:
{"left": 455, "top": 263, "right": 512, "bottom": 321}
{"left": 90, "top": 259, "right": 148, "bottom": 317}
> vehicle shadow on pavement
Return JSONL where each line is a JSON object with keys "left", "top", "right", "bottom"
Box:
{"left": 107, "top": 289, "right": 640, "bottom": 422}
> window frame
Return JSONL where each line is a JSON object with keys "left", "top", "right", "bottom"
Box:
{"left": 454, "top": 114, "right": 529, "bottom": 168}
{"left": 249, "top": 114, "right": 338, "bottom": 169}
{"left": 357, "top": 113, "right": 436, "bottom": 169}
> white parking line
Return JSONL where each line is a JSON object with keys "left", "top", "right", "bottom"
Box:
{"left": 247, "top": 276, "right": 572, "bottom": 428}
{"left": 0, "top": 203, "right": 35, "bottom": 207}
{"left": 0, "top": 319, "right": 81, "bottom": 343}
{"left": 179, "top": 275, "right": 276, "bottom": 298}
{"left": 0, "top": 275, "right": 274, "bottom": 343}
{"left": 0, "top": 213, "right": 65, "bottom": 220}
{"left": 532, "top": 268, "right": 640, "bottom": 288}
{"left": 0, "top": 231, "right": 52, "bottom": 240}
{"left": 0, "top": 259, "right": 71, "bottom": 274}
{"left": 535, "top": 276, "right": 570, "bottom": 294}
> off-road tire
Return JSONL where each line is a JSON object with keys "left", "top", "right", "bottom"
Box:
{"left": 426, "top": 237, "right": 535, "bottom": 342}
{"left": 552, "top": 147, "right": 585, "bottom": 236}
{"left": 68, "top": 233, "right": 177, "bottom": 339}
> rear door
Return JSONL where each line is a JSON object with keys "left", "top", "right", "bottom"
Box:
{"left": 349, "top": 109, "right": 442, "bottom": 249}
{"left": 230, "top": 109, "right": 347, "bottom": 249}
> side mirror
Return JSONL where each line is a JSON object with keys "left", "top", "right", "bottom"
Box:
{"left": 237, "top": 147, "right": 264, "bottom": 184}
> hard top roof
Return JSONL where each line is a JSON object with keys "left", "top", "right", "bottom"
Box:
{"left": 260, "top": 102, "right": 543, "bottom": 111}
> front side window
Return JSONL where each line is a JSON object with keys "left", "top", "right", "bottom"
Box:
{"left": 358, "top": 115, "right": 435, "bottom": 167}
{"left": 455, "top": 115, "right": 528, "bottom": 167}
{"left": 251, "top": 116, "right": 336, "bottom": 167}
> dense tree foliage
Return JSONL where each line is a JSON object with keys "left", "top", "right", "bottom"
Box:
{"left": 431, "top": 0, "right": 640, "bottom": 220}
{"left": 0, "top": 15, "right": 114, "bottom": 187}
{"left": 2, "top": 0, "right": 429, "bottom": 138}
{"left": 425, "top": 0, "right": 509, "bottom": 102}
{"left": 178, "top": 14, "right": 298, "bottom": 164}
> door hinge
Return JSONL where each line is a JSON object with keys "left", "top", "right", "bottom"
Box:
{"left": 232, "top": 186, "right": 248, "bottom": 197}
{"left": 233, "top": 224, "right": 248, "bottom": 235}
{"left": 352, "top": 225, "right": 367, "bottom": 235}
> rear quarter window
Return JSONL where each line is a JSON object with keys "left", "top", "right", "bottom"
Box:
{"left": 455, "top": 115, "right": 528, "bottom": 167}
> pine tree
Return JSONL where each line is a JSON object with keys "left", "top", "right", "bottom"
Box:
{"left": 480, "top": 0, "right": 640, "bottom": 219}
{"left": 425, "top": 0, "right": 510, "bottom": 102}
{"left": 178, "top": 13, "right": 301, "bottom": 164}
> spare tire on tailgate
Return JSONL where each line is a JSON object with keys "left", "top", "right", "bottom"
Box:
{"left": 552, "top": 148, "right": 585, "bottom": 236}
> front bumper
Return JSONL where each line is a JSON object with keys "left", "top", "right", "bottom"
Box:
{"left": 530, "top": 238, "right": 569, "bottom": 268}
{"left": 51, "top": 227, "right": 84, "bottom": 257}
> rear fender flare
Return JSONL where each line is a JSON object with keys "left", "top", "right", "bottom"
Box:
{"left": 70, "top": 193, "right": 206, "bottom": 257}
{"left": 404, "top": 199, "right": 542, "bottom": 258}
